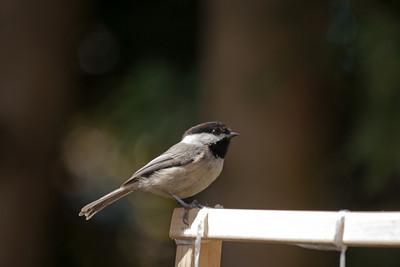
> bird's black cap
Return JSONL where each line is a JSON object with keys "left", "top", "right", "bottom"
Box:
{"left": 183, "top": 121, "right": 235, "bottom": 137}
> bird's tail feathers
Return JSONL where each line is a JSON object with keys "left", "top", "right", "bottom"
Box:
{"left": 79, "top": 187, "right": 131, "bottom": 220}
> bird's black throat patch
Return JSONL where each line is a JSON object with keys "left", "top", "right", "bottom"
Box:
{"left": 209, "top": 138, "right": 231, "bottom": 158}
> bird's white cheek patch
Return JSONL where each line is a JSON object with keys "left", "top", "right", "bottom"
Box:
{"left": 181, "top": 133, "right": 220, "bottom": 145}
{"left": 182, "top": 134, "right": 202, "bottom": 145}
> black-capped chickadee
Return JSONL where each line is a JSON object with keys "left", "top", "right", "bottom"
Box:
{"left": 79, "top": 121, "right": 239, "bottom": 220}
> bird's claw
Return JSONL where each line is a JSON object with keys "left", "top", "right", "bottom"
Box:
{"left": 181, "top": 200, "right": 205, "bottom": 225}
{"left": 183, "top": 209, "right": 190, "bottom": 225}
{"left": 189, "top": 199, "right": 204, "bottom": 209}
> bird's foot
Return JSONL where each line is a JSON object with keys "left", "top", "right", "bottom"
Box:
{"left": 171, "top": 194, "right": 205, "bottom": 209}
{"left": 170, "top": 194, "right": 206, "bottom": 225}
{"left": 182, "top": 209, "right": 190, "bottom": 225}
{"left": 181, "top": 200, "right": 206, "bottom": 225}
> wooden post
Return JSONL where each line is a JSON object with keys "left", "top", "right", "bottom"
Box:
{"left": 174, "top": 240, "right": 194, "bottom": 267}
{"left": 174, "top": 240, "right": 222, "bottom": 267}
{"left": 197, "top": 240, "right": 222, "bottom": 267}
{"left": 170, "top": 208, "right": 222, "bottom": 267}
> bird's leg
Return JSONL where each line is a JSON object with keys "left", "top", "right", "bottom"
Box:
{"left": 170, "top": 194, "right": 191, "bottom": 225}
{"left": 171, "top": 194, "right": 204, "bottom": 225}
{"left": 171, "top": 194, "right": 191, "bottom": 209}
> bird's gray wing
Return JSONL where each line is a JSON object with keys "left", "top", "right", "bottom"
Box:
{"left": 122, "top": 142, "right": 203, "bottom": 186}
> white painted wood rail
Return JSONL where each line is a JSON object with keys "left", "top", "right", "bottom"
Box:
{"left": 169, "top": 208, "right": 400, "bottom": 267}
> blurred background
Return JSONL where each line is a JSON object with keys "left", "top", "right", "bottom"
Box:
{"left": 1, "top": 0, "right": 400, "bottom": 266}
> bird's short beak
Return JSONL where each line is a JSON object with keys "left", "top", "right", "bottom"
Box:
{"left": 228, "top": 131, "right": 239, "bottom": 138}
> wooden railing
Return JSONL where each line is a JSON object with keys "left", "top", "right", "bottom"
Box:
{"left": 170, "top": 208, "right": 400, "bottom": 267}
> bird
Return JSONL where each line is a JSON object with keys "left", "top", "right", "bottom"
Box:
{"left": 79, "top": 121, "right": 239, "bottom": 221}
